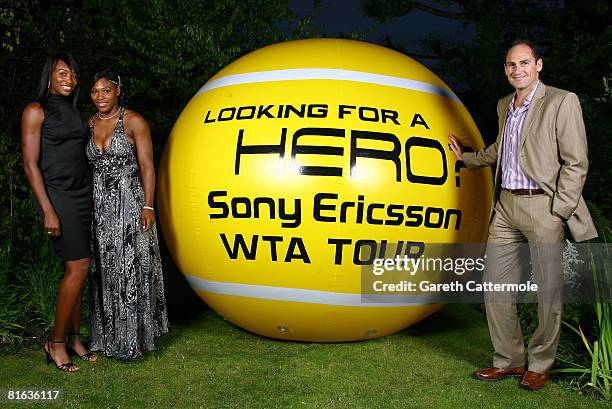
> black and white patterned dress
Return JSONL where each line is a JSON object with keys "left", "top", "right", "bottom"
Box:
{"left": 86, "top": 107, "right": 169, "bottom": 360}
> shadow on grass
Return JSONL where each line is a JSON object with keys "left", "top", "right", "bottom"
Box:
{"left": 159, "top": 236, "right": 206, "bottom": 323}
{"left": 395, "top": 303, "right": 492, "bottom": 368}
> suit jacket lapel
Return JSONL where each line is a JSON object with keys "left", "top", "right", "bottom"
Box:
{"left": 487, "top": 93, "right": 513, "bottom": 206}
{"left": 497, "top": 95, "right": 512, "bottom": 152}
{"left": 520, "top": 82, "right": 546, "bottom": 148}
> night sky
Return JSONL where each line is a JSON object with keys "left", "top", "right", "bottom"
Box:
{"left": 289, "top": 0, "right": 476, "bottom": 67}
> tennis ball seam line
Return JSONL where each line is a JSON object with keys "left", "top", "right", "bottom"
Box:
{"left": 196, "top": 68, "right": 461, "bottom": 104}
{"left": 185, "top": 275, "right": 440, "bottom": 307}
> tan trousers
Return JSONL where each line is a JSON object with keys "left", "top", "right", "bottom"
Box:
{"left": 484, "top": 190, "right": 564, "bottom": 373}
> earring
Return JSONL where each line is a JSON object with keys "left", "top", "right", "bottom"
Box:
{"left": 47, "top": 80, "right": 50, "bottom": 89}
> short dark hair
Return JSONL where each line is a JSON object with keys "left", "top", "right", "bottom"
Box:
{"left": 34, "top": 52, "right": 80, "bottom": 110}
{"left": 90, "top": 69, "right": 126, "bottom": 106}
{"left": 90, "top": 69, "right": 122, "bottom": 89}
{"left": 505, "top": 40, "right": 542, "bottom": 62}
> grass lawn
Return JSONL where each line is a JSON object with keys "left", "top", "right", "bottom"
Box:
{"left": 0, "top": 303, "right": 606, "bottom": 408}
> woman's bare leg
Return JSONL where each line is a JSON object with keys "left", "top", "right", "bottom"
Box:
{"left": 47, "top": 257, "right": 90, "bottom": 370}
{"left": 66, "top": 284, "right": 96, "bottom": 360}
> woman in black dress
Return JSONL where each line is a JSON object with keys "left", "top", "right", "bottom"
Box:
{"left": 22, "top": 52, "right": 96, "bottom": 372}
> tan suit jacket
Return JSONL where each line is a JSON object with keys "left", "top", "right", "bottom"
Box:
{"left": 463, "top": 82, "right": 597, "bottom": 242}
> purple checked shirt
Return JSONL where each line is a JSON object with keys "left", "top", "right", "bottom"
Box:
{"left": 500, "top": 81, "right": 541, "bottom": 190}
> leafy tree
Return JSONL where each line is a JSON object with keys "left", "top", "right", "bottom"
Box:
{"left": 543, "top": 0, "right": 612, "bottom": 206}
{"left": 72, "top": 0, "right": 309, "bottom": 139}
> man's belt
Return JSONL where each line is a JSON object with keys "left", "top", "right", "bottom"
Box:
{"left": 502, "top": 188, "right": 545, "bottom": 196}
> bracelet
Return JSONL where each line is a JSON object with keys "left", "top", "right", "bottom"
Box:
{"left": 143, "top": 206, "right": 154, "bottom": 211}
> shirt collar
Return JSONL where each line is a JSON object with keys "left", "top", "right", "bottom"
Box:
{"left": 510, "top": 80, "right": 540, "bottom": 112}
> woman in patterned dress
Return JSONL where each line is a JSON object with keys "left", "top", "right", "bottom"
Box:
{"left": 22, "top": 52, "right": 96, "bottom": 372}
{"left": 86, "top": 70, "right": 169, "bottom": 360}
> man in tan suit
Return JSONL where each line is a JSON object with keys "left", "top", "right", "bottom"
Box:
{"left": 448, "top": 40, "right": 597, "bottom": 390}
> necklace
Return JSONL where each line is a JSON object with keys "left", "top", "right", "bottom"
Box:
{"left": 98, "top": 108, "right": 120, "bottom": 120}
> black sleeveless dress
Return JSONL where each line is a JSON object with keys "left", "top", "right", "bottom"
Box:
{"left": 38, "top": 94, "right": 92, "bottom": 260}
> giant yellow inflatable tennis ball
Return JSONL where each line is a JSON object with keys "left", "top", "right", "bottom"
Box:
{"left": 158, "top": 39, "right": 492, "bottom": 342}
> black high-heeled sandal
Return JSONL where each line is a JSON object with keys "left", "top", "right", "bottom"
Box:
{"left": 43, "top": 339, "right": 79, "bottom": 372}
{"left": 66, "top": 332, "right": 97, "bottom": 361}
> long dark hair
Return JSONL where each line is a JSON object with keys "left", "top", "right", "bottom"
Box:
{"left": 34, "top": 52, "right": 80, "bottom": 110}
{"left": 90, "top": 69, "right": 126, "bottom": 106}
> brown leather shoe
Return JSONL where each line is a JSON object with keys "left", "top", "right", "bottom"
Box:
{"left": 473, "top": 366, "right": 526, "bottom": 381}
{"left": 519, "top": 370, "right": 548, "bottom": 390}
